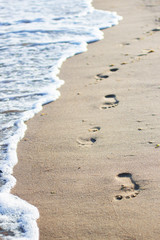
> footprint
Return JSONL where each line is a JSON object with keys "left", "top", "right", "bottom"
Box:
{"left": 96, "top": 73, "right": 109, "bottom": 79}
{"left": 100, "top": 94, "right": 119, "bottom": 109}
{"left": 77, "top": 137, "right": 96, "bottom": 146}
{"left": 95, "top": 74, "right": 109, "bottom": 83}
{"left": 120, "top": 62, "right": 127, "bottom": 65}
{"left": 115, "top": 172, "right": 140, "bottom": 201}
{"left": 137, "top": 49, "right": 154, "bottom": 57}
{"left": 88, "top": 126, "right": 101, "bottom": 132}
{"left": 152, "top": 27, "right": 160, "bottom": 32}
{"left": 121, "top": 42, "right": 130, "bottom": 46}
{"left": 110, "top": 67, "right": 119, "bottom": 72}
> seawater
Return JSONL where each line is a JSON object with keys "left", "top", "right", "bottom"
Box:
{"left": 0, "top": 0, "right": 122, "bottom": 239}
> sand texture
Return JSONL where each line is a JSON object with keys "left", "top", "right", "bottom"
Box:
{"left": 13, "top": 0, "right": 160, "bottom": 239}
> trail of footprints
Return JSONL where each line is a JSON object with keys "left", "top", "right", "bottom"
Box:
{"left": 94, "top": 26, "right": 159, "bottom": 85}
{"left": 115, "top": 173, "right": 140, "bottom": 201}
{"left": 76, "top": 27, "right": 158, "bottom": 197}
{"left": 95, "top": 66, "right": 120, "bottom": 110}
{"left": 77, "top": 66, "right": 119, "bottom": 147}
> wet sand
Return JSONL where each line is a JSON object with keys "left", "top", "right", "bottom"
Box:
{"left": 13, "top": 0, "right": 160, "bottom": 239}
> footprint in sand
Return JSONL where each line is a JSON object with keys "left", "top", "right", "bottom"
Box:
{"left": 77, "top": 137, "right": 97, "bottom": 147}
{"left": 152, "top": 27, "right": 160, "bottom": 32}
{"left": 137, "top": 49, "right": 154, "bottom": 57}
{"left": 110, "top": 67, "right": 119, "bottom": 72}
{"left": 115, "top": 172, "right": 140, "bottom": 201}
{"left": 95, "top": 74, "right": 109, "bottom": 83}
{"left": 121, "top": 42, "right": 130, "bottom": 46}
{"left": 95, "top": 67, "right": 119, "bottom": 82}
{"left": 100, "top": 94, "right": 119, "bottom": 109}
{"left": 88, "top": 126, "right": 101, "bottom": 132}
{"left": 96, "top": 73, "right": 109, "bottom": 79}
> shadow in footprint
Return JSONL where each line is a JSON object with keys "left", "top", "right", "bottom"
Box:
{"left": 101, "top": 94, "right": 119, "bottom": 109}
{"left": 96, "top": 73, "right": 109, "bottom": 79}
{"left": 152, "top": 27, "right": 160, "bottom": 32}
{"left": 122, "top": 42, "right": 130, "bottom": 46}
{"left": 115, "top": 172, "right": 140, "bottom": 201}
{"left": 110, "top": 68, "right": 119, "bottom": 72}
{"left": 77, "top": 137, "right": 96, "bottom": 147}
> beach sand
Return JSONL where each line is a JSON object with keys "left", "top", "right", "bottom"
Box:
{"left": 12, "top": 0, "right": 160, "bottom": 239}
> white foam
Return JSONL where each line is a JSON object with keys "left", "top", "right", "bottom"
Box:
{"left": 0, "top": 193, "right": 39, "bottom": 239}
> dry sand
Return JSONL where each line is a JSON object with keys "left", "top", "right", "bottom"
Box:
{"left": 13, "top": 0, "right": 160, "bottom": 239}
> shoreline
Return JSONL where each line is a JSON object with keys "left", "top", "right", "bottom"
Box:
{"left": 13, "top": 0, "right": 160, "bottom": 239}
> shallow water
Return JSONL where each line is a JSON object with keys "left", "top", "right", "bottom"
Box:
{"left": 0, "top": 0, "right": 122, "bottom": 238}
